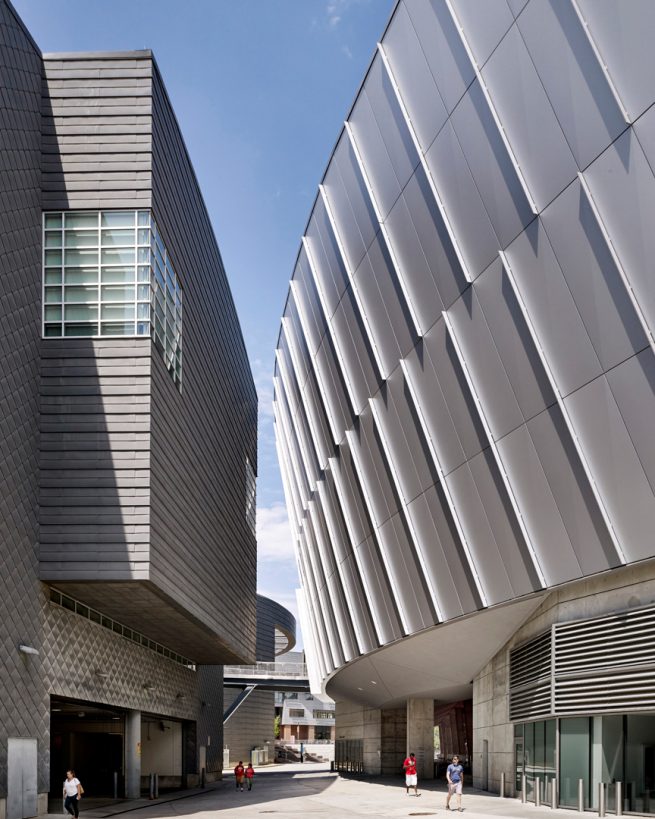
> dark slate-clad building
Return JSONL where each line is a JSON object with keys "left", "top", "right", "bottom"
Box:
{"left": 274, "top": 0, "right": 655, "bottom": 814}
{"left": 0, "top": 1, "right": 257, "bottom": 816}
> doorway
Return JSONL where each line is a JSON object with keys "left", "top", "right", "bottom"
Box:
{"left": 50, "top": 697, "right": 125, "bottom": 800}
{"left": 7, "top": 738, "right": 37, "bottom": 819}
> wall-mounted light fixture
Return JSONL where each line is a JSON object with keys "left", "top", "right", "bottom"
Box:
{"left": 95, "top": 670, "right": 109, "bottom": 679}
{"left": 142, "top": 683, "right": 155, "bottom": 692}
{"left": 175, "top": 693, "right": 186, "bottom": 701}
{"left": 18, "top": 644, "right": 39, "bottom": 656}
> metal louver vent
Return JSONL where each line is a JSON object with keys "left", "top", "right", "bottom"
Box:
{"left": 555, "top": 607, "right": 655, "bottom": 675}
{"left": 510, "top": 680, "right": 552, "bottom": 722}
{"left": 509, "top": 631, "right": 553, "bottom": 721}
{"left": 555, "top": 667, "right": 655, "bottom": 714}
{"left": 510, "top": 631, "right": 552, "bottom": 688}
{"left": 553, "top": 605, "right": 655, "bottom": 714}
{"left": 509, "top": 604, "right": 655, "bottom": 722}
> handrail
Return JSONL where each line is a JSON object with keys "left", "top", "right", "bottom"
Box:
{"left": 224, "top": 661, "right": 308, "bottom": 678}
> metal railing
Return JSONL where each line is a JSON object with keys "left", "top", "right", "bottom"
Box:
{"left": 224, "top": 661, "right": 308, "bottom": 678}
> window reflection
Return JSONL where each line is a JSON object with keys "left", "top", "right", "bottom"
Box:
{"left": 517, "top": 715, "right": 655, "bottom": 814}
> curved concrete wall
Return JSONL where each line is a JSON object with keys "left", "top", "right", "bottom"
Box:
{"left": 256, "top": 594, "right": 297, "bottom": 661}
{"left": 274, "top": 0, "right": 655, "bottom": 703}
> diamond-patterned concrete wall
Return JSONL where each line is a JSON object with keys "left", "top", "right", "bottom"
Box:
{"left": 0, "top": 0, "right": 47, "bottom": 799}
{"left": 42, "top": 601, "right": 199, "bottom": 722}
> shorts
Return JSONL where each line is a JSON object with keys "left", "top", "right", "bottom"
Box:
{"left": 449, "top": 781, "right": 463, "bottom": 795}
{"left": 406, "top": 774, "right": 418, "bottom": 786}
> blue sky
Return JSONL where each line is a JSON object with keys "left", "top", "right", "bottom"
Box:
{"left": 17, "top": 0, "right": 394, "bottom": 636}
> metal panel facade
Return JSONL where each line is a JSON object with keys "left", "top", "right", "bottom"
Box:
{"left": 0, "top": 0, "right": 47, "bottom": 797}
{"left": 0, "top": 0, "right": 256, "bottom": 799}
{"left": 38, "top": 54, "right": 257, "bottom": 664}
{"left": 274, "top": 0, "right": 655, "bottom": 699}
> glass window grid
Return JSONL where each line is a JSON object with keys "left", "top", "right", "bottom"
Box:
{"left": 43, "top": 210, "right": 183, "bottom": 389}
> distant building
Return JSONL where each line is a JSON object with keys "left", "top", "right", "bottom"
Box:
{"left": 275, "top": 652, "right": 335, "bottom": 744}
{"left": 0, "top": 0, "right": 256, "bottom": 814}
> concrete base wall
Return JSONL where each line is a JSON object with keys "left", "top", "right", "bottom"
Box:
{"left": 336, "top": 698, "right": 436, "bottom": 778}
{"left": 223, "top": 689, "right": 274, "bottom": 766}
{"left": 472, "top": 561, "right": 655, "bottom": 795}
{"left": 381, "top": 707, "right": 406, "bottom": 776}
{"left": 335, "top": 700, "right": 382, "bottom": 775}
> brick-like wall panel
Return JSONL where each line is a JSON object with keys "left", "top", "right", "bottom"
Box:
{"left": 149, "top": 67, "right": 257, "bottom": 661}
{"left": 0, "top": 0, "right": 47, "bottom": 796}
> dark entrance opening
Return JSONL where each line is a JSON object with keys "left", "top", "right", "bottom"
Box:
{"left": 50, "top": 697, "right": 125, "bottom": 801}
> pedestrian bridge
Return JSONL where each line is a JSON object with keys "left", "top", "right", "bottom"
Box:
{"left": 223, "top": 662, "right": 310, "bottom": 723}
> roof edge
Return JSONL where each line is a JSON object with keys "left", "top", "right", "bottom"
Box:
{"left": 42, "top": 49, "right": 153, "bottom": 60}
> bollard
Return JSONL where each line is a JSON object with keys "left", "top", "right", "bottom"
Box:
{"left": 598, "top": 782, "right": 605, "bottom": 817}
{"left": 201, "top": 767, "right": 206, "bottom": 789}
{"left": 154, "top": 773, "right": 159, "bottom": 799}
{"left": 522, "top": 774, "right": 527, "bottom": 803}
{"left": 535, "top": 778, "right": 541, "bottom": 808}
{"left": 500, "top": 771, "right": 505, "bottom": 799}
{"left": 113, "top": 771, "right": 118, "bottom": 800}
{"left": 616, "top": 781, "right": 623, "bottom": 816}
{"left": 579, "top": 779, "right": 585, "bottom": 812}
{"left": 149, "top": 773, "right": 154, "bottom": 800}
{"left": 551, "top": 778, "right": 557, "bottom": 810}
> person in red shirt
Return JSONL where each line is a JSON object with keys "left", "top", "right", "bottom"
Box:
{"left": 403, "top": 752, "right": 420, "bottom": 797}
{"left": 245, "top": 763, "right": 255, "bottom": 790}
{"left": 234, "top": 761, "right": 245, "bottom": 791}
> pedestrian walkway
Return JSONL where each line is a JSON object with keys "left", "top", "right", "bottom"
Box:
{"left": 42, "top": 763, "right": 606, "bottom": 819}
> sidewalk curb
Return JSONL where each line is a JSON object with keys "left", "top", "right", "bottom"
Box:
{"left": 46, "top": 783, "right": 226, "bottom": 819}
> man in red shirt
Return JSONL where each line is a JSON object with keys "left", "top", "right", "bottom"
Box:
{"left": 403, "top": 752, "right": 420, "bottom": 797}
{"left": 245, "top": 763, "right": 255, "bottom": 791}
{"left": 234, "top": 761, "right": 245, "bottom": 791}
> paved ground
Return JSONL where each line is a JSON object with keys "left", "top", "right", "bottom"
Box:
{"left": 45, "top": 762, "right": 581, "bottom": 819}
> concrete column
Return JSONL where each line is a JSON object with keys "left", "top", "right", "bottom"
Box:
{"left": 335, "top": 700, "right": 382, "bottom": 775}
{"left": 407, "top": 698, "right": 435, "bottom": 781}
{"left": 363, "top": 705, "right": 382, "bottom": 775}
{"left": 125, "top": 710, "right": 141, "bottom": 798}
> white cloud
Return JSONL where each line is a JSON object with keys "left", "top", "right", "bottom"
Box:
{"left": 324, "top": 0, "right": 369, "bottom": 29}
{"left": 257, "top": 502, "right": 296, "bottom": 562}
{"left": 252, "top": 357, "right": 274, "bottom": 420}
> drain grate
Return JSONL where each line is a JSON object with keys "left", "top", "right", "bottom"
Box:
{"left": 409, "top": 813, "right": 437, "bottom": 816}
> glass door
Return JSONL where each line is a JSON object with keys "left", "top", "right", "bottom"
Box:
{"left": 515, "top": 725, "right": 524, "bottom": 797}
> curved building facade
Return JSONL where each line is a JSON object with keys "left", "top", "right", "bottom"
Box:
{"left": 275, "top": 0, "right": 655, "bottom": 808}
